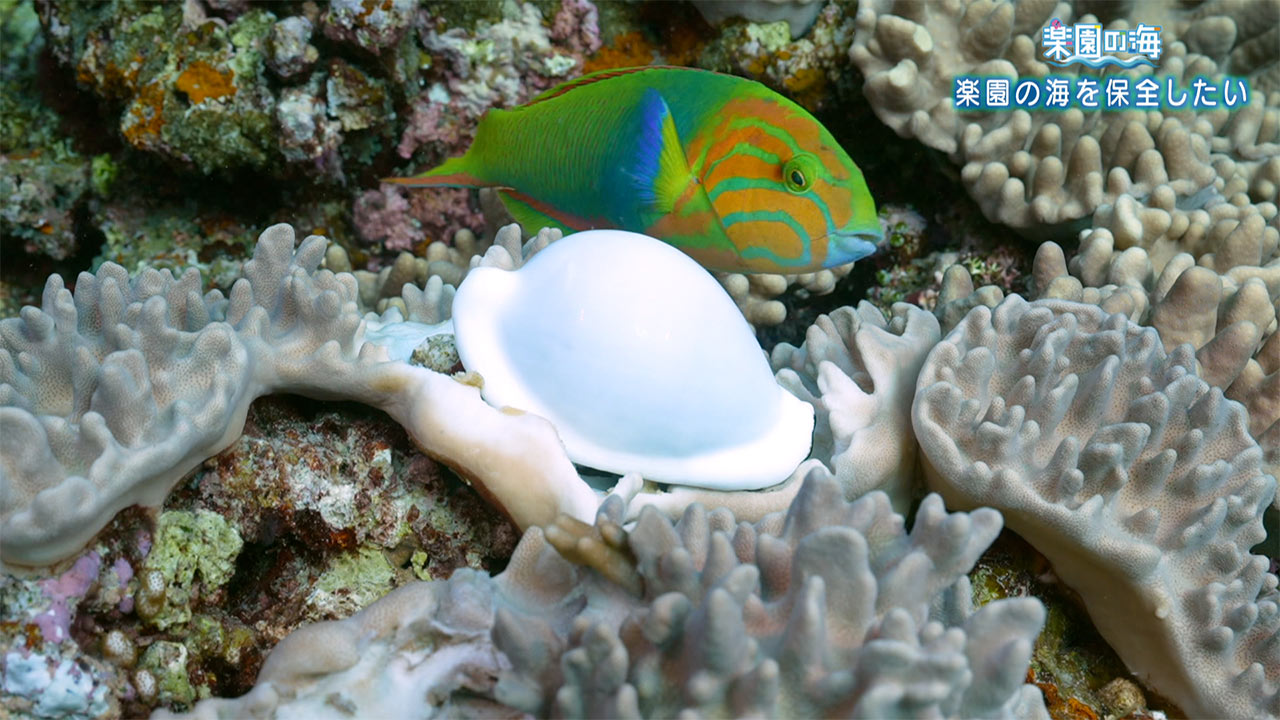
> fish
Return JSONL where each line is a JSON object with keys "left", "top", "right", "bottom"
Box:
{"left": 384, "top": 65, "right": 881, "bottom": 274}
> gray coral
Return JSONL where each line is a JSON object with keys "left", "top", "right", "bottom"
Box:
{"left": 913, "top": 295, "right": 1280, "bottom": 719}
{"left": 156, "top": 471, "right": 1049, "bottom": 719}
{"left": 517, "top": 473, "right": 1047, "bottom": 719}
{"left": 849, "top": 0, "right": 1279, "bottom": 240}
{"left": 0, "top": 224, "right": 600, "bottom": 568}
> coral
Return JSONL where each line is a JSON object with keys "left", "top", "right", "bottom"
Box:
{"left": 967, "top": 532, "right": 1140, "bottom": 715}
{"left": 935, "top": 232, "right": 1280, "bottom": 476}
{"left": 549, "top": 0, "right": 602, "bottom": 55}
{"left": 43, "top": 2, "right": 281, "bottom": 173}
{"left": 35, "top": 553, "right": 102, "bottom": 644}
{"left": 325, "top": 59, "right": 390, "bottom": 132}
{"left": 769, "top": 302, "right": 941, "bottom": 513}
{"left": 583, "top": 29, "right": 659, "bottom": 73}
{"left": 153, "top": 472, "right": 1050, "bottom": 719}
{"left": 914, "top": 295, "right": 1280, "bottom": 718}
{"left": 701, "top": 3, "right": 855, "bottom": 110}
{"left": 0, "top": 151, "right": 90, "bottom": 261}
{"left": 0, "top": 549, "right": 126, "bottom": 718}
{"left": 35, "top": 1, "right": 398, "bottom": 182}
{"left": 0, "top": 223, "right": 599, "bottom": 568}
{"left": 264, "top": 16, "right": 317, "bottom": 79}
{"left": 0, "top": 0, "right": 96, "bottom": 262}
{"left": 395, "top": 90, "right": 466, "bottom": 159}
{"left": 322, "top": 0, "right": 416, "bottom": 55}
{"left": 0, "top": 385, "right": 523, "bottom": 716}
{"left": 417, "top": 1, "right": 582, "bottom": 120}
{"left": 275, "top": 79, "right": 343, "bottom": 172}
{"left": 304, "top": 546, "right": 395, "bottom": 619}
{"left": 1029, "top": 236, "right": 1280, "bottom": 463}
{"left": 691, "top": 0, "right": 828, "bottom": 40}
{"left": 1, "top": 647, "right": 113, "bottom": 719}
{"left": 138, "top": 641, "right": 196, "bottom": 708}
{"left": 90, "top": 204, "right": 261, "bottom": 291}
{"left": 354, "top": 185, "right": 426, "bottom": 253}
{"left": 715, "top": 262, "right": 858, "bottom": 328}
{"left": 848, "top": 0, "right": 1279, "bottom": 249}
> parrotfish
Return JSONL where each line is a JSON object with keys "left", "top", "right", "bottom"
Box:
{"left": 386, "top": 66, "right": 881, "bottom": 274}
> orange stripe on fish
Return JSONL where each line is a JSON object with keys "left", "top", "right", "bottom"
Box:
{"left": 704, "top": 154, "right": 780, "bottom": 193}
{"left": 726, "top": 217, "right": 805, "bottom": 258}
{"left": 716, "top": 187, "right": 828, "bottom": 237}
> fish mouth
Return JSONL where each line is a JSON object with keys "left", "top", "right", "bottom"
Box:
{"left": 821, "top": 223, "right": 882, "bottom": 268}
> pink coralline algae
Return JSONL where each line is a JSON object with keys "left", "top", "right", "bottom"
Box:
{"left": 551, "top": 0, "right": 602, "bottom": 55}
{"left": 354, "top": 185, "right": 424, "bottom": 253}
{"left": 356, "top": 184, "right": 484, "bottom": 254}
{"left": 406, "top": 185, "right": 484, "bottom": 247}
{"left": 396, "top": 96, "right": 466, "bottom": 160}
{"left": 110, "top": 558, "right": 135, "bottom": 614}
{"left": 35, "top": 553, "right": 102, "bottom": 645}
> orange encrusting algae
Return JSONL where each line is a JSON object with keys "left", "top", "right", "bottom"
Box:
{"left": 175, "top": 60, "right": 236, "bottom": 104}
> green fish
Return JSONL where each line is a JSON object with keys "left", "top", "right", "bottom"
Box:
{"left": 386, "top": 66, "right": 881, "bottom": 274}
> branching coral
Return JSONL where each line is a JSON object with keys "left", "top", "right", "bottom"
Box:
{"left": 849, "top": 0, "right": 1279, "bottom": 241}
{"left": 1030, "top": 236, "right": 1280, "bottom": 462}
{"left": 154, "top": 472, "right": 1050, "bottom": 719}
{"left": 849, "top": 0, "right": 1280, "bottom": 470}
{"left": 913, "top": 295, "right": 1280, "bottom": 718}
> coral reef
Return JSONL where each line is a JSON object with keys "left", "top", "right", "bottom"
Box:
{"left": 1030, "top": 236, "right": 1280, "bottom": 465}
{"left": 771, "top": 301, "right": 940, "bottom": 512}
{"left": 0, "top": 0, "right": 97, "bottom": 262}
{"left": 0, "top": 223, "right": 600, "bottom": 568}
{"left": 39, "top": 2, "right": 280, "bottom": 174}
{"left": 914, "top": 295, "right": 1279, "bottom": 719}
{"left": 0, "top": 392, "right": 519, "bottom": 717}
{"left": 153, "top": 472, "right": 1050, "bottom": 719}
{"left": 7, "top": 1, "right": 1280, "bottom": 717}
{"left": 700, "top": 3, "right": 856, "bottom": 110}
{"left": 848, "top": 0, "right": 1279, "bottom": 238}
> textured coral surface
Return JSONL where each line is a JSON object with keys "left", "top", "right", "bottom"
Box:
{"left": 3, "top": 0, "right": 1279, "bottom": 718}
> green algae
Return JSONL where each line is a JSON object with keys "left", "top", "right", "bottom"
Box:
{"left": 185, "top": 614, "right": 225, "bottom": 661}
{"left": 307, "top": 546, "right": 396, "bottom": 618}
{"left": 90, "top": 154, "right": 118, "bottom": 196}
{"left": 139, "top": 641, "right": 196, "bottom": 708}
{"left": 969, "top": 532, "right": 1150, "bottom": 716}
{"left": 410, "top": 550, "right": 432, "bottom": 581}
{"left": 138, "top": 510, "right": 243, "bottom": 631}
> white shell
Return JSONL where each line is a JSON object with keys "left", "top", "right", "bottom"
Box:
{"left": 452, "top": 229, "right": 814, "bottom": 490}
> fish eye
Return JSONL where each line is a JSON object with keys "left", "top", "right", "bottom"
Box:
{"left": 782, "top": 154, "right": 818, "bottom": 193}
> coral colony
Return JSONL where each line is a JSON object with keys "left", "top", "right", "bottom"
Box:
{"left": 1, "top": 1, "right": 1277, "bottom": 719}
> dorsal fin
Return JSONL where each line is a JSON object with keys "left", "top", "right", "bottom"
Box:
{"left": 523, "top": 65, "right": 717, "bottom": 108}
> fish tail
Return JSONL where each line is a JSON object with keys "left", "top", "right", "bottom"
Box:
{"left": 383, "top": 155, "right": 489, "bottom": 188}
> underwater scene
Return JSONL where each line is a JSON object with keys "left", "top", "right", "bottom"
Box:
{"left": 0, "top": 0, "right": 1277, "bottom": 717}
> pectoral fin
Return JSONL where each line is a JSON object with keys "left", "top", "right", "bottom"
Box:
{"left": 626, "top": 89, "right": 696, "bottom": 219}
